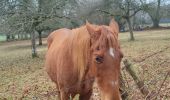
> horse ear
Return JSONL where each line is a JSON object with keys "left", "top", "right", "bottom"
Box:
{"left": 86, "top": 20, "right": 101, "bottom": 38}
{"left": 86, "top": 20, "right": 95, "bottom": 35}
{"left": 101, "top": 26, "right": 108, "bottom": 35}
{"left": 109, "top": 19, "right": 119, "bottom": 36}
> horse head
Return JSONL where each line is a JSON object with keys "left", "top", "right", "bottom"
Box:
{"left": 86, "top": 19, "right": 123, "bottom": 100}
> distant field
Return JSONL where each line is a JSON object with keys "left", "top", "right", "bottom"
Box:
{"left": 0, "top": 35, "right": 6, "bottom": 41}
{"left": 0, "top": 29, "right": 170, "bottom": 100}
{"left": 160, "top": 23, "right": 170, "bottom": 27}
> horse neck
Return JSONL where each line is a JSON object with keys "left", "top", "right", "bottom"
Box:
{"left": 70, "top": 26, "right": 91, "bottom": 81}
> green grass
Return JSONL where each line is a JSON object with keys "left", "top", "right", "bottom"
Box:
{"left": 160, "top": 23, "right": 170, "bottom": 27}
{"left": 0, "top": 35, "right": 6, "bottom": 41}
{"left": 0, "top": 30, "right": 170, "bottom": 100}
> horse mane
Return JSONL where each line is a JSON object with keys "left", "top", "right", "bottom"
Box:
{"left": 70, "top": 26, "right": 91, "bottom": 81}
{"left": 103, "top": 25, "right": 119, "bottom": 49}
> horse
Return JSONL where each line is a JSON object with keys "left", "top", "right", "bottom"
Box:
{"left": 45, "top": 19, "right": 123, "bottom": 100}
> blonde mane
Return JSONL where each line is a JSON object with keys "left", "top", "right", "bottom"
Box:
{"left": 70, "top": 26, "right": 91, "bottom": 81}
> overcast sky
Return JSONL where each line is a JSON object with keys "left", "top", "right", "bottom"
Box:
{"left": 146, "top": 0, "right": 170, "bottom": 4}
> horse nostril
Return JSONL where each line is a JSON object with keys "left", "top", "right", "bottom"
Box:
{"left": 95, "top": 56, "right": 104, "bottom": 64}
{"left": 119, "top": 50, "right": 124, "bottom": 59}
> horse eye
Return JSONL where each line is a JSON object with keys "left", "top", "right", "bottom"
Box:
{"left": 95, "top": 56, "right": 104, "bottom": 64}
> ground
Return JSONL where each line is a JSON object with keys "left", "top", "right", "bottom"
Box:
{"left": 0, "top": 29, "right": 170, "bottom": 100}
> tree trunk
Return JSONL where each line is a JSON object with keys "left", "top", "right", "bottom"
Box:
{"left": 6, "top": 34, "right": 10, "bottom": 41}
{"left": 11, "top": 34, "right": 15, "bottom": 40}
{"left": 132, "top": 16, "right": 136, "bottom": 30}
{"left": 21, "top": 34, "right": 24, "bottom": 40}
{"left": 18, "top": 33, "right": 20, "bottom": 40}
{"left": 24, "top": 34, "right": 28, "bottom": 40}
{"left": 31, "top": 31, "right": 38, "bottom": 58}
{"left": 38, "top": 31, "right": 42, "bottom": 45}
{"left": 126, "top": 17, "right": 135, "bottom": 41}
{"left": 152, "top": 0, "right": 161, "bottom": 28}
{"left": 153, "top": 18, "right": 160, "bottom": 28}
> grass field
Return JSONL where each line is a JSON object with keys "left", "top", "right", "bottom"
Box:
{"left": 0, "top": 35, "right": 6, "bottom": 42}
{"left": 0, "top": 30, "right": 170, "bottom": 100}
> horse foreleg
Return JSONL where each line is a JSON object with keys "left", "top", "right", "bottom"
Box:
{"left": 59, "top": 91, "right": 69, "bottom": 100}
{"left": 56, "top": 85, "right": 69, "bottom": 100}
{"left": 79, "top": 89, "right": 92, "bottom": 100}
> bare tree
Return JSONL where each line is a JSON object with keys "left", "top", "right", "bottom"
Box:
{"left": 0, "top": 0, "right": 72, "bottom": 57}
{"left": 98, "top": 0, "right": 147, "bottom": 41}
{"left": 144, "top": 0, "right": 169, "bottom": 28}
{"left": 144, "top": 0, "right": 161, "bottom": 28}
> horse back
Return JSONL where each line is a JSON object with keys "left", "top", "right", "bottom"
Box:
{"left": 47, "top": 28, "right": 71, "bottom": 49}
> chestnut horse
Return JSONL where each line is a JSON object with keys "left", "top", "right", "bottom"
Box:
{"left": 45, "top": 19, "right": 123, "bottom": 100}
